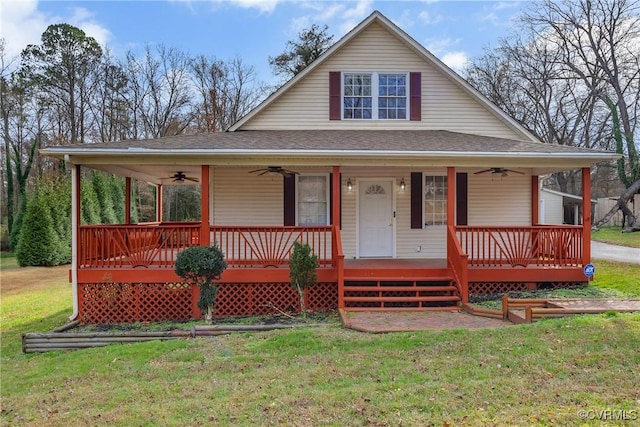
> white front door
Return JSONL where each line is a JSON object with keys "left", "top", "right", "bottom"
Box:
{"left": 358, "top": 180, "right": 394, "bottom": 257}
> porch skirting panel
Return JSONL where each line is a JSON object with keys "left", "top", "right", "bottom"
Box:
{"left": 77, "top": 282, "right": 338, "bottom": 324}
{"left": 214, "top": 282, "right": 338, "bottom": 317}
{"left": 78, "top": 282, "right": 195, "bottom": 324}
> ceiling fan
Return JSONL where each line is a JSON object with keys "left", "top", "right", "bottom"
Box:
{"left": 474, "top": 167, "right": 525, "bottom": 177}
{"left": 249, "top": 166, "right": 299, "bottom": 177}
{"left": 170, "top": 171, "right": 199, "bottom": 183}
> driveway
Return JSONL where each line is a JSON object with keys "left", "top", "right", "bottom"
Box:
{"left": 591, "top": 240, "right": 640, "bottom": 264}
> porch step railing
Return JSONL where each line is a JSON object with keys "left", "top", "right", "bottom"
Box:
{"left": 456, "top": 226, "right": 583, "bottom": 267}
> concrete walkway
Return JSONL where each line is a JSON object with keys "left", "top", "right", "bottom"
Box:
{"left": 591, "top": 241, "right": 640, "bottom": 264}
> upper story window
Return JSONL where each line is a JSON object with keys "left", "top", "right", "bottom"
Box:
{"left": 343, "top": 72, "right": 408, "bottom": 120}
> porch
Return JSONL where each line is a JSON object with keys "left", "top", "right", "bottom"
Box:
{"left": 74, "top": 221, "right": 589, "bottom": 322}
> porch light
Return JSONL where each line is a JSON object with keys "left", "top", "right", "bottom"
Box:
{"left": 347, "top": 178, "right": 353, "bottom": 191}
{"left": 400, "top": 177, "right": 406, "bottom": 191}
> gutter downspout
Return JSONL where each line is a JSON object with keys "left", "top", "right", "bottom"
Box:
{"left": 69, "top": 160, "right": 79, "bottom": 320}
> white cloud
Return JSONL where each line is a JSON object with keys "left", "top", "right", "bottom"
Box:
{"left": 424, "top": 37, "right": 461, "bottom": 54}
{"left": 299, "top": 2, "right": 344, "bottom": 21}
{"left": 0, "top": 0, "right": 110, "bottom": 66}
{"left": 393, "top": 9, "right": 415, "bottom": 30}
{"left": 68, "top": 7, "right": 111, "bottom": 47}
{"left": 440, "top": 51, "right": 468, "bottom": 72}
{"left": 338, "top": 0, "right": 372, "bottom": 34}
{"left": 221, "top": 0, "right": 281, "bottom": 13}
{"left": 1, "top": 0, "right": 49, "bottom": 60}
{"left": 418, "top": 10, "right": 443, "bottom": 25}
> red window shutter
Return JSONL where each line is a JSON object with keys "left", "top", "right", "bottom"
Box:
{"left": 410, "top": 72, "right": 421, "bottom": 121}
{"left": 329, "top": 71, "right": 341, "bottom": 120}
{"left": 410, "top": 172, "right": 423, "bottom": 229}
{"left": 283, "top": 175, "right": 295, "bottom": 226}
{"left": 456, "top": 173, "right": 468, "bottom": 226}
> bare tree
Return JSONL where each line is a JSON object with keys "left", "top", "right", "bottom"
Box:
{"left": 466, "top": 0, "right": 640, "bottom": 231}
{"left": 123, "top": 45, "right": 194, "bottom": 138}
{"left": 190, "top": 55, "right": 265, "bottom": 131}
{"left": 521, "top": 0, "right": 640, "bottom": 230}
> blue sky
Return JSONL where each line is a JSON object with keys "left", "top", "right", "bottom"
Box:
{"left": 1, "top": 0, "right": 527, "bottom": 83}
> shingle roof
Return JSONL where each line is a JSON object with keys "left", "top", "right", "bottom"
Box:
{"left": 45, "top": 130, "right": 610, "bottom": 156}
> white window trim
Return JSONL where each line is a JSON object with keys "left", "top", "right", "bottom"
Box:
{"left": 423, "top": 173, "right": 448, "bottom": 228}
{"left": 295, "top": 173, "right": 330, "bottom": 226}
{"left": 341, "top": 72, "right": 410, "bottom": 120}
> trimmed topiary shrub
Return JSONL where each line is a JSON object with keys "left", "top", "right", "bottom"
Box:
{"left": 175, "top": 245, "right": 227, "bottom": 321}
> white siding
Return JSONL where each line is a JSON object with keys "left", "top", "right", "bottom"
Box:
{"left": 210, "top": 167, "right": 534, "bottom": 258}
{"left": 467, "top": 172, "right": 531, "bottom": 226}
{"left": 340, "top": 167, "right": 446, "bottom": 259}
{"left": 212, "top": 167, "right": 283, "bottom": 225}
{"left": 240, "top": 22, "right": 523, "bottom": 140}
{"left": 540, "top": 190, "right": 564, "bottom": 225}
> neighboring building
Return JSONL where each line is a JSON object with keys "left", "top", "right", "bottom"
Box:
{"left": 41, "top": 11, "right": 619, "bottom": 324}
{"left": 539, "top": 188, "right": 597, "bottom": 225}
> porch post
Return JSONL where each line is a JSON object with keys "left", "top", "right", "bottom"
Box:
{"left": 532, "top": 176, "right": 540, "bottom": 225}
{"left": 582, "top": 167, "right": 591, "bottom": 264}
{"left": 200, "top": 165, "right": 210, "bottom": 246}
{"left": 447, "top": 167, "right": 455, "bottom": 225}
{"left": 125, "top": 177, "right": 131, "bottom": 224}
{"left": 332, "top": 166, "right": 345, "bottom": 309}
{"left": 156, "top": 184, "right": 163, "bottom": 222}
{"left": 332, "top": 166, "right": 341, "bottom": 227}
{"left": 70, "top": 164, "right": 81, "bottom": 320}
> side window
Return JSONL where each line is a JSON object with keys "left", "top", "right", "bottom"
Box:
{"left": 297, "top": 175, "right": 329, "bottom": 225}
{"left": 424, "top": 175, "right": 447, "bottom": 226}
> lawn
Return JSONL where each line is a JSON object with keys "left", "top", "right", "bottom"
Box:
{"left": 2, "top": 255, "right": 639, "bottom": 426}
{"left": 591, "top": 226, "right": 640, "bottom": 248}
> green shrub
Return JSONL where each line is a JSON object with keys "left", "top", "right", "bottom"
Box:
{"left": 81, "top": 178, "right": 101, "bottom": 225}
{"left": 16, "top": 191, "right": 61, "bottom": 266}
{"left": 175, "top": 245, "right": 227, "bottom": 320}
{"left": 92, "top": 171, "right": 118, "bottom": 224}
{"left": 289, "top": 241, "right": 318, "bottom": 315}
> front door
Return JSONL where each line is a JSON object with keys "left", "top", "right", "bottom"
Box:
{"left": 358, "top": 180, "right": 394, "bottom": 257}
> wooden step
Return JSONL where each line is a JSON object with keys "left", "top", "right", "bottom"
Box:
{"left": 343, "top": 295, "right": 460, "bottom": 303}
{"left": 344, "top": 285, "right": 457, "bottom": 292}
{"left": 344, "top": 274, "right": 453, "bottom": 284}
{"left": 345, "top": 306, "right": 461, "bottom": 312}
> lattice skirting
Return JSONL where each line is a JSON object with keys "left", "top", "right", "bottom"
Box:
{"left": 78, "top": 282, "right": 194, "bottom": 324}
{"left": 470, "top": 281, "right": 587, "bottom": 296}
{"left": 214, "top": 282, "right": 338, "bottom": 317}
{"left": 78, "top": 282, "right": 338, "bottom": 324}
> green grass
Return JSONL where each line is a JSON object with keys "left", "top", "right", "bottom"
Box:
{"left": 2, "top": 256, "right": 640, "bottom": 425}
{"left": 592, "top": 226, "right": 640, "bottom": 248}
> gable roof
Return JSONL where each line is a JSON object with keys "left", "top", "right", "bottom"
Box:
{"left": 228, "top": 10, "right": 538, "bottom": 143}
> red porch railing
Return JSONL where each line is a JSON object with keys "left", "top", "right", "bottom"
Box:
{"left": 332, "top": 225, "right": 345, "bottom": 308}
{"left": 210, "top": 225, "right": 332, "bottom": 268}
{"left": 447, "top": 225, "right": 469, "bottom": 303}
{"left": 455, "top": 226, "right": 583, "bottom": 267}
{"left": 79, "top": 222, "right": 200, "bottom": 268}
